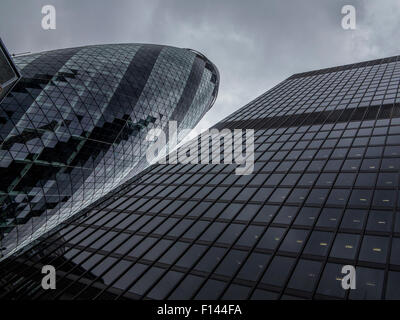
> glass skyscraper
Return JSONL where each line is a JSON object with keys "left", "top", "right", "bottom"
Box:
{"left": 0, "top": 38, "right": 20, "bottom": 103}
{"left": 1, "top": 54, "right": 400, "bottom": 300}
{"left": 0, "top": 44, "right": 219, "bottom": 261}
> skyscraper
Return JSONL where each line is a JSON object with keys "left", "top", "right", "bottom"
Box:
{"left": 1, "top": 54, "right": 400, "bottom": 300}
{"left": 0, "top": 38, "right": 20, "bottom": 103}
{"left": 0, "top": 44, "right": 219, "bottom": 261}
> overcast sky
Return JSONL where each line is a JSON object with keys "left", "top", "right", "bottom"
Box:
{"left": 1, "top": 0, "right": 399, "bottom": 134}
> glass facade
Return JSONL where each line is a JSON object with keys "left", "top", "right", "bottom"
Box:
{"left": 0, "top": 38, "right": 20, "bottom": 103}
{"left": 1, "top": 55, "right": 400, "bottom": 300}
{"left": 0, "top": 44, "right": 219, "bottom": 261}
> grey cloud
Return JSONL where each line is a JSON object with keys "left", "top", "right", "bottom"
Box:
{"left": 1, "top": 0, "right": 399, "bottom": 132}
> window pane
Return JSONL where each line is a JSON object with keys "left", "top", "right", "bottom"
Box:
{"left": 261, "top": 256, "right": 295, "bottom": 287}
{"left": 288, "top": 259, "right": 322, "bottom": 292}
{"left": 340, "top": 209, "right": 367, "bottom": 231}
{"left": 279, "top": 229, "right": 309, "bottom": 253}
{"left": 257, "top": 227, "right": 286, "bottom": 250}
{"left": 237, "top": 253, "right": 271, "bottom": 281}
{"left": 358, "top": 236, "right": 389, "bottom": 264}
{"left": 349, "top": 267, "right": 384, "bottom": 300}
{"left": 329, "top": 233, "right": 360, "bottom": 260}
{"left": 303, "top": 231, "right": 333, "bottom": 257}
{"left": 316, "top": 263, "right": 346, "bottom": 298}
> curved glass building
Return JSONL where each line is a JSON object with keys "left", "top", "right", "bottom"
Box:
{"left": 0, "top": 43, "right": 219, "bottom": 260}
{"left": 0, "top": 38, "right": 20, "bottom": 103}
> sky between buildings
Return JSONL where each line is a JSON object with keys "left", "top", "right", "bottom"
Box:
{"left": 1, "top": 0, "right": 399, "bottom": 137}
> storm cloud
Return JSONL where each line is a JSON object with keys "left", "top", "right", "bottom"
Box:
{"left": 1, "top": 0, "right": 399, "bottom": 133}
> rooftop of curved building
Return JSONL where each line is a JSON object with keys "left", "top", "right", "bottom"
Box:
{"left": 13, "top": 42, "right": 220, "bottom": 111}
{"left": 185, "top": 47, "right": 220, "bottom": 108}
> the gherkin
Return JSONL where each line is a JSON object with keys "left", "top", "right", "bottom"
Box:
{"left": 0, "top": 43, "right": 219, "bottom": 260}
